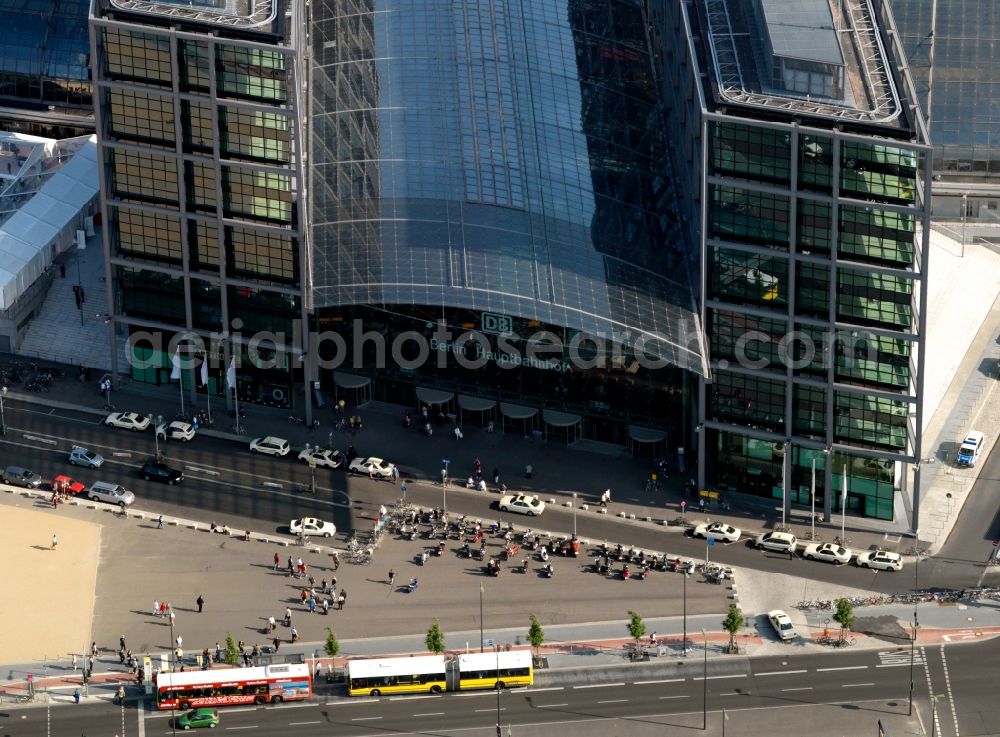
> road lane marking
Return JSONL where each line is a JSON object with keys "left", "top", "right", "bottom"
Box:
{"left": 658, "top": 695, "right": 690, "bottom": 700}
{"left": 223, "top": 728, "right": 258, "bottom": 731}
{"left": 412, "top": 712, "right": 445, "bottom": 717}
{"left": 842, "top": 683, "right": 874, "bottom": 687}
{"left": 817, "top": 666, "right": 867, "bottom": 672}
{"left": 756, "top": 670, "right": 807, "bottom": 676}
{"left": 288, "top": 721, "right": 321, "bottom": 726}
{"left": 781, "top": 687, "right": 813, "bottom": 692}
{"left": 389, "top": 695, "right": 440, "bottom": 701}
{"left": 537, "top": 703, "right": 569, "bottom": 708}
{"left": 525, "top": 687, "right": 564, "bottom": 693}
{"left": 351, "top": 716, "right": 383, "bottom": 721}
{"left": 475, "top": 708, "right": 506, "bottom": 712}
{"left": 598, "top": 699, "right": 628, "bottom": 704}
{"left": 693, "top": 675, "right": 747, "bottom": 681}
{"left": 185, "top": 465, "right": 220, "bottom": 476}
{"left": 634, "top": 678, "right": 686, "bottom": 685}
{"left": 574, "top": 683, "right": 624, "bottom": 689}
{"left": 875, "top": 663, "right": 911, "bottom": 668}
{"left": 22, "top": 434, "right": 58, "bottom": 445}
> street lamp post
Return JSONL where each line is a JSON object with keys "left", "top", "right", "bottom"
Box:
{"left": 0, "top": 385, "right": 7, "bottom": 436}
{"left": 572, "top": 492, "right": 577, "bottom": 538}
{"left": 961, "top": 192, "right": 968, "bottom": 258}
{"left": 682, "top": 561, "right": 688, "bottom": 657}
{"left": 702, "top": 628, "right": 708, "bottom": 731}
{"left": 810, "top": 458, "right": 816, "bottom": 540}
{"left": 479, "top": 583, "right": 485, "bottom": 653}
{"left": 909, "top": 547, "right": 920, "bottom": 716}
{"left": 150, "top": 414, "right": 160, "bottom": 461}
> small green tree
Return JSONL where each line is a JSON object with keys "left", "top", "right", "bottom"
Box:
{"left": 626, "top": 611, "right": 646, "bottom": 650}
{"left": 223, "top": 632, "right": 240, "bottom": 666}
{"left": 527, "top": 614, "right": 545, "bottom": 660}
{"left": 832, "top": 598, "right": 854, "bottom": 644}
{"left": 425, "top": 621, "right": 445, "bottom": 654}
{"left": 323, "top": 628, "right": 340, "bottom": 658}
{"left": 722, "top": 603, "right": 744, "bottom": 653}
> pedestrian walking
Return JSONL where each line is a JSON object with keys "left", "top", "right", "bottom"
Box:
{"left": 153, "top": 600, "right": 160, "bottom": 617}
{"left": 307, "top": 598, "right": 316, "bottom": 613}
{"left": 391, "top": 465, "right": 400, "bottom": 482}
{"left": 698, "top": 497, "right": 705, "bottom": 513}
{"left": 51, "top": 533, "right": 58, "bottom": 550}
{"left": 272, "top": 637, "right": 281, "bottom": 652}
{"left": 115, "top": 685, "right": 125, "bottom": 705}
{"left": 169, "top": 608, "right": 175, "bottom": 625}
{"left": 175, "top": 635, "right": 183, "bottom": 649}
{"left": 160, "top": 601, "right": 168, "bottom": 617}
{"left": 308, "top": 574, "right": 316, "bottom": 588}
{"left": 72, "top": 654, "right": 78, "bottom": 670}
{"left": 73, "top": 688, "right": 80, "bottom": 704}
{"left": 91, "top": 641, "right": 98, "bottom": 657}
{"left": 525, "top": 464, "right": 533, "bottom": 479}
{"left": 287, "top": 556, "right": 294, "bottom": 574}
{"left": 321, "top": 598, "right": 329, "bottom": 615}
{"left": 156, "top": 514, "right": 164, "bottom": 529}
{"left": 493, "top": 468, "right": 500, "bottom": 485}
{"left": 274, "top": 552, "right": 281, "bottom": 570}
{"left": 196, "top": 594, "right": 204, "bottom": 613}
{"left": 331, "top": 551, "right": 340, "bottom": 570}
{"left": 120, "top": 635, "right": 127, "bottom": 651}
{"left": 788, "top": 547, "right": 795, "bottom": 560}
{"left": 388, "top": 569, "right": 395, "bottom": 586}
{"left": 215, "top": 642, "right": 222, "bottom": 662}
{"left": 119, "top": 648, "right": 126, "bottom": 664}
{"left": 290, "top": 627, "right": 300, "bottom": 643}
{"left": 338, "top": 590, "right": 347, "bottom": 610}
{"left": 600, "top": 489, "right": 611, "bottom": 508}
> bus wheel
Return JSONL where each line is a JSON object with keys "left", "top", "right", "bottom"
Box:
{"left": 271, "top": 695, "right": 283, "bottom": 703}
{"left": 430, "top": 685, "right": 442, "bottom": 694}
{"left": 180, "top": 701, "right": 191, "bottom": 710}
{"left": 495, "top": 681, "right": 506, "bottom": 690}
{"left": 254, "top": 696, "right": 265, "bottom": 705}
{"left": 370, "top": 689, "right": 381, "bottom": 696}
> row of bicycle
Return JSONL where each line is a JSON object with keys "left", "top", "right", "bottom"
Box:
{"left": 796, "top": 587, "right": 1000, "bottom": 610}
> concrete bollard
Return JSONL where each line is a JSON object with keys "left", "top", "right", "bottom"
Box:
{"left": 661, "top": 519, "right": 669, "bottom": 526}
{"left": 644, "top": 516, "right": 652, "bottom": 523}
{"left": 581, "top": 504, "right": 589, "bottom": 511}
{"left": 598, "top": 507, "right": 607, "bottom": 514}
{"left": 260, "top": 537, "right": 268, "bottom": 543}
{"left": 189, "top": 524, "right": 199, "bottom": 530}
{"left": 563, "top": 500, "right": 573, "bottom": 507}
{"left": 628, "top": 513, "right": 636, "bottom": 520}
{"left": 279, "top": 540, "right": 289, "bottom": 546}
{"left": 618, "top": 511, "right": 626, "bottom": 518}
{"left": 169, "top": 520, "right": 180, "bottom": 526}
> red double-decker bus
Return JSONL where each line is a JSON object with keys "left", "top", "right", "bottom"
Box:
{"left": 154, "top": 664, "right": 312, "bottom": 710}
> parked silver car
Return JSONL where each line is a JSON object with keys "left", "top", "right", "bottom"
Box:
{"left": 3, "top": 465, "right": 43, "bottom": 488}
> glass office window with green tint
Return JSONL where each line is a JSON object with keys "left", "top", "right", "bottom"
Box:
{"left": 106, "top": 88, "right": 174, "bottom": 148}
{"left": 797, "top": 200, "right": 832, "bottom": 253}
{"left": 708, "top": 370, "right": 786, "bottom": 431}
{"left": 219, "top": 107, "right": 291, "bottom": 164}
{"left": 709, "top": 185, "right": 790, "bottom": 246}
{"left": 118, "top": 267, "right": 185, "bottom": 323}
{"left": 103, "top": 28, "right": 172, "bottom": 86}
{"left": 184, "top": 161, "right": 217, "bottom": 214}
{"left": 179, "top": 39, "right": 210, "bottom": 94}
{"left": 788, "top": 324, "right": 829, "bottom": 377}
{"left": 792, "top": 384, "right": 827, "bottom": 436}
{"left": 226, "top": 226, "right": 297, "bottom": 285}
{"left": 839, "top": 205, "right": 915, "bottom": 267}
{"left": 834, "top": 331, "right": 911, "bottom": 389}
{"left": 188, "top": 219, "right": 219, "bottom": 272}
{"left": 110, "top": 150, "right": 179, "bottom": 208}
{"left": 191, "top": 279, "right": 223, "bottom": 331}
{"left": 222, "top": 167, "right": 293, "bottom": 224}
{"left": 833, "top": 391, "right": 909, "bottom": 450}
{"left": 709, "top": 310, "right": 787, "bottom": 371}
{"left": 795, "top": 262, "right": 830, "bottom": 318}
{"left": 216, "top": 45, "right": 288, "bottom": 103}
{"left": 711, "top": 121, "right": 791, "bottom": 184}
{"left": 840, "top": 142, "right": 918, "bottom": 205}
{"left": 182, "top": 100, "right": 214, "bottom": 155}
{"left": 112, "top": 207, "right": 182, "bottom": 265}
{"left": 711, "top": 246, "right": 788, "bottom": 307}
{"left": 836, "top": 268, "right": 913, "bottom": 328}
{"left": 228, "top": 287, "right": 298, "bottom": 335}
{"left": 798, "top": 134, "right": 833, "bottom": 193}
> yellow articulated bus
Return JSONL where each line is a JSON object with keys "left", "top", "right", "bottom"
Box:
{"left": 457, "top": 650, "right": 533, "bottom": 690}
{"left": 346, "top": 651, "right": 533, "bottom": 696}
{"left": 346, "top": 655, "right": 447, "bottom": 696}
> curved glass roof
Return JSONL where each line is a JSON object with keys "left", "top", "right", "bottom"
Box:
{"left": 308, "top": 0, "right": 706, "bottom": 376}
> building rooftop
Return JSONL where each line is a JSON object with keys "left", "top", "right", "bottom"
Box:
{"left": 696, "top": 0, "right": 907, "bottom": 127}
{"left": 104, "top": 0, "right": 279, "bottom": 31}
{"left": 759, "top": 0, "right": 844, "bottom": 67}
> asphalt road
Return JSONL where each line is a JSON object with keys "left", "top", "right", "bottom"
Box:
{"left": 11, "top": 637, "right": 1000, "bottom": 737}
{"left": 0, "top": 398, "right": 967, "bottom": 595}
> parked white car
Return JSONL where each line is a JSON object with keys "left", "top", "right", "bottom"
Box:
{"left": 249, "top": 436, "right": 290, "bottom": 456}
{"left": 298, "top": 447, "right": 344, "bottom": 469}
{"left": 105, "top": 412, "right": 151, "bottom": 431}
{"left": 156, "top": 421, "right": 196, "bottom": 442}
{"left": 289, "top": 517, "right": 336, "bottom": 538}
{"left": 855, "top": 549, "right": 903, "bottom": 571}
{"left": 767, "top": 610, "right": 796, "bottom": 641}
{"left": 692, "top": 521, "right": 741, "bottom": 543}
{"left": 803, "top": 542, "right": 853, "bottom": 565}
{"left": 754, "top": 531, "right": 797, "bottom": 554}
{"left": 499, "top": 493, "right": 546, "bottom": 516}
{"left": 348, "top": 457, "right": 395, "bottom": 478}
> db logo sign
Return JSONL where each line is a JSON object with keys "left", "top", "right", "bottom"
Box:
{"left": 481, "top": 312, "right": 513, "bottom": 335}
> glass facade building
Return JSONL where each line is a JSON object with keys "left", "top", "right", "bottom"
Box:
{"left": 0, "top": 0, "right": 94, "bottom": 136}
{"left": 651, "top": 0, "right": 932, "bottom": 521}
{"left": 90, "top": 0, "right": 308, "bottom": 409}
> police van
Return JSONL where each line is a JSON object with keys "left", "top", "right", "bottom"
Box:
{"left": 956, "top": 430, "right": 985, "bottom": 467}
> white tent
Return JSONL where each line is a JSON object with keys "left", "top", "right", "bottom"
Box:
{"left": 0, "top": 136, "right": 99, "bottom": 310}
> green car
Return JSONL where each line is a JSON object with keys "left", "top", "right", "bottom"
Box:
{"left": 176, "top": 708, "right": 219, "bottom": 729}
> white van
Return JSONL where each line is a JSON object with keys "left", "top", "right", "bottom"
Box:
{"left": 956, "top": 431, "right": 985, "bottom": 467}
{"left": 88, "top": 481, "right": 136, "bottom": 508}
